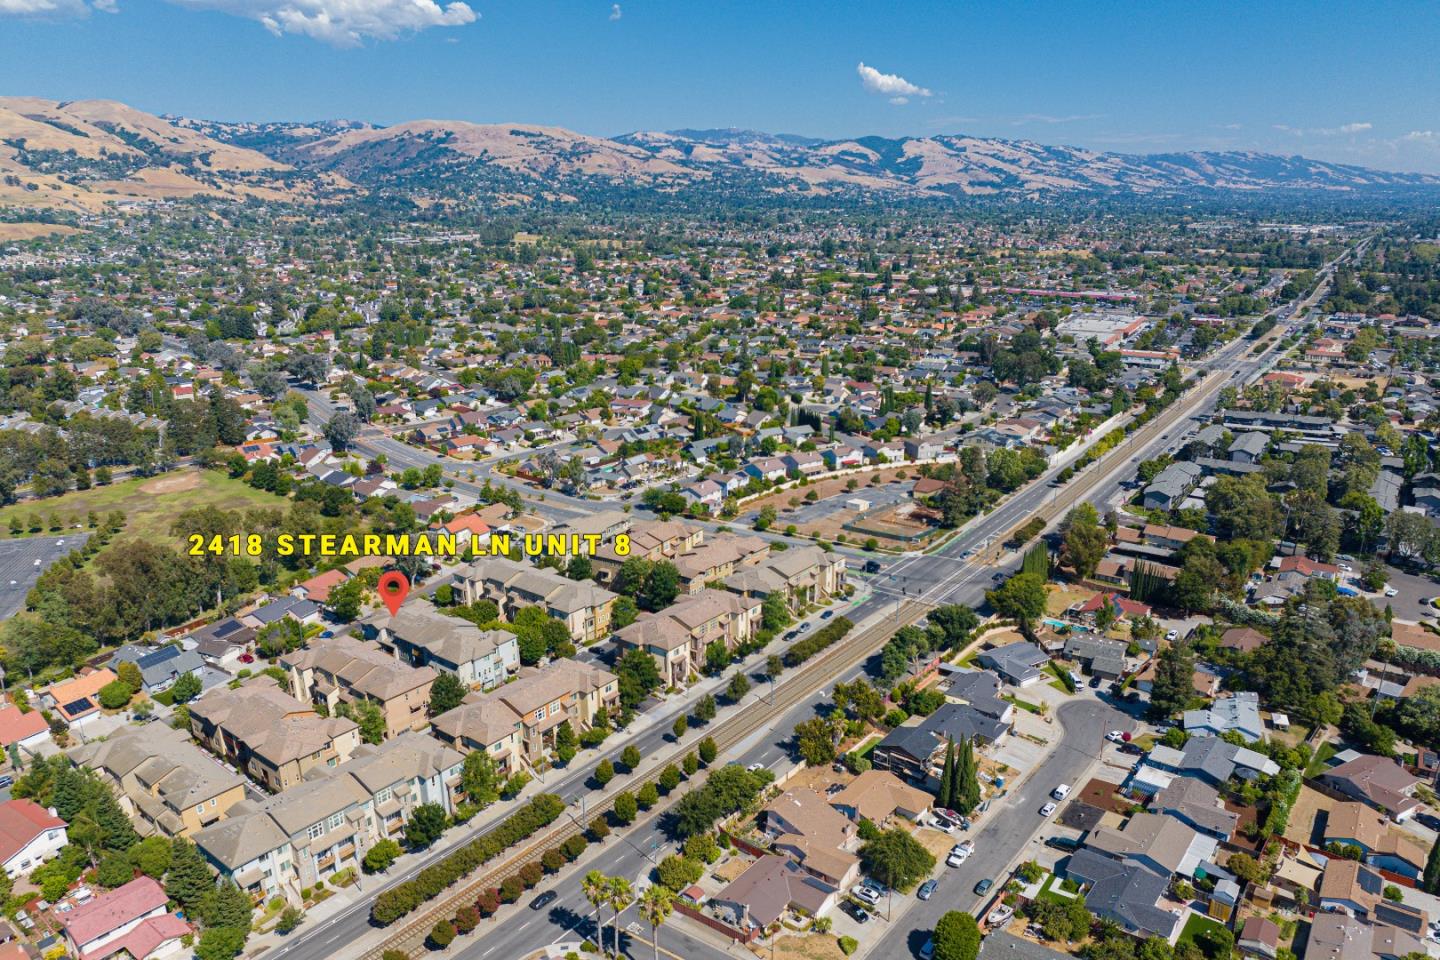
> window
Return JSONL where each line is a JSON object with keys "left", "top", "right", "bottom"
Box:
{"left": 307, "top": 822, "right": 324, "bottom": 841}
{"left": 534, "top": 708, "right": 544, "bottom": 722}
{"left": 328, "top": 813, "right": 344, "bottom": 830}
{"left": 376, "top": 787, "right": 392, "bottom": 803}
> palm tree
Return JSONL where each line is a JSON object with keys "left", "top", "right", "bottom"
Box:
{"left": 607, "top": 877, "right": 635, "bottom": 958}
{"left": 638, "top": 885, "right": 674, "bottom": 960}
{"left": 582, "top": 870, "right": 609, "bottom": 952}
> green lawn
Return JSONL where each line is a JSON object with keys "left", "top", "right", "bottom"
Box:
{"left": 0, "top": 469, "right": 289, "bottom": 550}
{"left": 1036, "top": 873, "right": 1081, "bottom": 904}
{"left": 1003, "top": 694, "right": 1045, "bottom": 715}
{"left": 853, "top": 735, "right": 880, "bottom": 760}
{"left": 1177, "top": 912, "right": 1227, "bottom": 948}
{"left": 1304, "top": 741, "right": 1339, "bottom": 779}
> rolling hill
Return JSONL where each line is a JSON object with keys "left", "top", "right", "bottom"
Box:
{"left": 2, "top": 97, "right": 1437, "bottom": 216}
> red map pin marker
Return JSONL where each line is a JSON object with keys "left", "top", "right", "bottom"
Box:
{"left": 377, "top": 571, "right": 411, "bottom": 616}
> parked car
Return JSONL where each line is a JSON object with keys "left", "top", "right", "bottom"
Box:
{"left": 799, "top": 622, "right": 812, "bottom": 632}
{"left": 918, "top": 879, "right": 938, "bottom": 901}
{"left": 0, "top": 775, "right": 12, "bottom": 789}
{"left": 1384, "top": 586, "right": 1398, "bottom": 597}
{"left": 1039, "top": 802, "right": 1057, "bottom": 817}
{"left": 1164, "top": 629, "right": 1179, "bottom": 642}
{"left": 821, "top": 610, "right": 834, "bottom": 620}
{"left": 1105, "top": 730, "right": 1125, "bottom": 743}
{"left": 841, "top": 901, "right": 871, "bottom": 924}
{"left": 921, "top": 939, "right": 935, "bottom": 960}
{"left": 1044, "top": 836, "right": 1080, "bottom": 851}
{"left": 974, "top": 878, "right": 994, "bottom": 896}
{"left": 1052, "top": 784, "right": 1071, "bottom": 800}
{"left": 946, "top": 846, "right": 969, "bottom": 868}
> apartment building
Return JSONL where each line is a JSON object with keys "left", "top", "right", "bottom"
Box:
{"left": 614, "top": 588, "right": 763, "bottom": 686}
{"left": 370, "top": 603, "right": 519, "bottom": 690}
{"left": 430, "top": 659, "right": 618, "bottom": 774}
{"left": 723, "top": 544, "right": 847, "bottom": 613}
{"left": 188, "top": 678, "right": 361, "bottom": 793}
{"left": 590, "top": 519, "right": 704, "bottom": 585}
{"left": 70, "top": 724, "right": 247, "bottom": 837}
{"left": 671, "top": 533, "right": 771, "bottom": 594}
{"left": 194, "top": 733, "right": 464, "bottom": 905}
{"left": 454, "top": 556, "right": 618, "bottom": 644}
{"left": 283, "top": 636, "right": 436, "bottom": 737}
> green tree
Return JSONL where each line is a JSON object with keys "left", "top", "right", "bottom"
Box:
{"left": 693, "top": 693, "right": 717, "bottom": 724}
{"left": 613, "top": 791, "right": 638, "bottom": 825}
{"left": 428, "top": 672, "right": 467, "bottom": 716}
{"left": 166, "top": 838, "right": 214, "bottom": 911}
{"left": 196, "top": 927, "right": 248, "bottom": 960}
{"left": 403, "top": 803, "right": 448, "bottom": 849}
{"left": 169, "top": 672, "right": 202, "bottom": 704}
{"left": 954, "top": 738, "right": 980, "bottom": 814}
{"left": 726, "top": 671, "right": 751, "bottom": 701}
{"left": 933, "top": 912, "right": 981, "bottom": 960}
{"left": 1148, "top": 640, "right": 1197, "bottom": 719}
{"left": 202, "top": 881, "right": 253, "bottom": 929}
{"left": 672, "top": 714, "right": 688, "bottom": 739}
{"left": 116, "top": 660, "right": 143, "bottom": 693}
{"left": 328, "top": 578, "right": 364, "bottom": 622}
{"left": 1061, "top": 507, "right": 1108, "bottom": 580}
{"left": 1424, "top": 836, "right": 1440, "bottom": 894}
{"left": 985, "top": 572, "right": 1047, "bottom": 630}
{"left": 698, "top": 737, "right": 718, "bottom": 765}
{"left": 859, "top": 828, "right": 937, "bottom": 891}
{"left": 595, "top": 759, "right": 616, "bottom": 786}
{"left": 461, "top": 750, "right": 501, "bottom": 807}
{"left": 364, "top": 838, "right": 402, "bottom": 873}
{"left": 353, "top": 699, "right": 387, "bottom": 745}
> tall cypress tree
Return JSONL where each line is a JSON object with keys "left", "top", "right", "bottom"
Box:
{"left": 937, "top": 739, "right": 956, "bottom": 810}
{"left": 1425, "top": 836, "right": 1440, "bottom": 894}
{"left": 955, "top": 739, "right": 981, "bottom": 814}
{"left": 94, "top": 789, "right": 138, "bottom": 852}
{"left": 166, "top": 839, "right": 215, "bottom": 912}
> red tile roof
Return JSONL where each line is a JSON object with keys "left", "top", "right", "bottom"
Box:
{"left": 0, "top": 705, "right": 48, "bottom": 748}
{"left": 0, "top": 800, "right": 63, "bottom": 865}
{"left": 62, "top": 876, "right": 169, "bottom": 949}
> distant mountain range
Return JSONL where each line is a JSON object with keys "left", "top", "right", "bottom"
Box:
{"left": 4, "top": 96, "right": 1439, "bottom": 215}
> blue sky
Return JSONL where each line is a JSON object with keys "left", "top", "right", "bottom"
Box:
{"left": 3, "top": 0, "right": 1439, "bottom": 172}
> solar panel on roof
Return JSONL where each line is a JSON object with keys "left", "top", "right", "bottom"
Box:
{"left": 61, "top": 697, "right": 94, "bottom": 715}
{"left": 213, "top": 621, "right": 241, "bottom": 639}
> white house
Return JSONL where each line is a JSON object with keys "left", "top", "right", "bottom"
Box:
{"left": 0, "top": 799, "right": 66, "bottom": 878}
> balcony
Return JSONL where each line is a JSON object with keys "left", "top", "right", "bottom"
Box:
{"left": 316, "top": 855, "right": 336, "bottom": 872}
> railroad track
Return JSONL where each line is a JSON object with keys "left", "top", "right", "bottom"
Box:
{"left": 364, "top": 605, "right": 928, "bottom": 959}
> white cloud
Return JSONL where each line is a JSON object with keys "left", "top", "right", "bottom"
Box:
{"left": 1402, "top": 130, "right": 1437, "bottom": 143}
{"left": 1274, "top": 120, "right": 1373, "bottom": 137}
{"left": 165, "top": 0, "right": 476, "bottom": 44}
{"left": 1011, "top": 113, "right": 1103, "bottom": 125}
{"left": 856, "top": 62, "right": 931, "bottom": 101}
{"left": 608, "top": 2, "right": 619, "bottom": 20}
{"left": 0, "top": 0, "right": 112, "bottom": 17}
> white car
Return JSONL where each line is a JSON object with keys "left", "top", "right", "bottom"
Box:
{"left": 1039, "top": 802, "right": 1057, "bottom": 817}
{"left": 1384, "top": 586, "right": 1399, "bottom": 597}
{"left": 1105, "top": 731, "right": 1125, "bottom": 743}
{"left": 746, "top": 763, "right": 764, "bottom": 773}
{"left": 1051, "top": 784, "right": 1071, "bottom": 801}
{"left": 1338, "top": 563, "right": 1353, "bottom": 573}
{"left": 946, "top": 843, "right": 970, "bottom": 867}
{"left": 1164, "top": 629, "right": 1179, "bottom": 642}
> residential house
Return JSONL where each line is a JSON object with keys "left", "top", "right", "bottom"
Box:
{"left": 44, "top": 669, "right": 117, "bottom": 728}
{"left": 108, "top": 645, "right": 205, "bottom": 696}
{"left": 761, "top": 789, "right": 860, "bottom": 889}
{"left": 1183, "top": 692, "right": 1265, "bottom": 743}
{"left": 0, "top": 704, "right": 51, "bottom": 754}
{"left": 1304, "top": 912, "right": 1425, "bottom": 960}
{"left": 1317, "top": 859, "right": 1428, "bottom": 933}
{"left": 0, "top": 800, "right": 66, "bottom": 878}
{"left": 1319, "top": 755, "right": 1421, "bottom": 821}
{"left": 1147, "top": 776, "right": 1239, "bottom": 841}
{"left": 828, "top": 770, "right": 932, "bottom": 826}
{"left": 60, "top": 877, "right": 189, "bottom": 960}
{"left": 1084, "top": 810, "right": 1217, "bottom": 880}
{"left": 1063, "top": 846, "right": 1180, "bottom": 940}
{"left": 975, "top": 640, "right": 1049, "bottom": 686}
{"left": 711, "top": 855, "right": 838, "bottom": 932}
{"left": 723, "top": 545, "right": 846, "bottom": 613}
{"left": 1323, "top": 802, "right": 1428, "bottom": 880}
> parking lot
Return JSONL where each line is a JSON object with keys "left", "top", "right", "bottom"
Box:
{"left": 0, "top": 534, "right": 88, "bottom": 619}
{"left": 1374, "top": 561, "right": 1438, "bottom": 623}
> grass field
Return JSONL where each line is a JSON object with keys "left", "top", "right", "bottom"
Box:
{"left": 0, "top": 469, "right": 290, "bottom": 549}
{"left": 1177, "top": 912, "right": 1227, "bottom": 949}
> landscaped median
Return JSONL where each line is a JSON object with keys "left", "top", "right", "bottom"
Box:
{"left": 372, "top": 794, "right": 567, "bottom": 924}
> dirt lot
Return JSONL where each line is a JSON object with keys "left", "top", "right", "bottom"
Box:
{"left": 1046, "top": 584, "right": 1093, "bottom": 616}
{"left": 742, "top": 466, "right": 920, "bottom": 518}
{"left": 757, "top": 933, "right": 848, "bottom": 960}
{"left": 914, "top": 825, "right": 958, "bottom": 860}
{"left": 1284, "top": 785, "right": 1336, "bottom": 846}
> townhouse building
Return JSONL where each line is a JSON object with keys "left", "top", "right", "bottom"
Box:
{"left": 370, "top": 603, "right": 519, "bottom": 690}
{"left": 454, "top": 557, "right": 618, "bottom": 644}
{"left": 283, "top": 636, "right": 436, "bottom": 738}
{"left": 613, "top": 588, "right": 764, "bottom": 686}
{"left": 188, "top": 679, "right": 362, "bottom": 793}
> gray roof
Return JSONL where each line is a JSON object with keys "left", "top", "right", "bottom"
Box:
{"left": 1064, "top": 847, "right": 1179, "bottom": 939}
{"left": 975, "top": 641, "right": 1047, "bottom": 685}
{"left": 979, "top": 932, "right": 1072, "bottom": 960}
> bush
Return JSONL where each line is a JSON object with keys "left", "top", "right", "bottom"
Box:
{"left": 562, "top": 835, "right": 588, "bottom": 860}
{"left": 276, "top": 906, "right": 304, "bottom": 935}
{"left": 542, "top": 849, "right": 566, "bottom": 873}
{"left": 588, "top": 817, "right": 611, "bottom": 842}
{"left": 838, "top": 937, "right": 859, "bottom": 956}
{"left": 519, "top": 862, "right": 543, "bottom": 888}
{"left": 371, "top": 794, "right": 566, "bottom": 925}
{"left": 784, "top": 618, "right": 853, "bottom": 668}
{"left": 364, "top": 839, "right": 403, "bottom": 874}
{"left": 454, "top": 905, "right": 480, "bottom": 934}
{"left": 499, "top": 877, "right": 523, "bottom": 903}
{"left": 429, "top": 920, "right": 456, "bottom": 949}
{"left": 656, "top": 855, "right": 704, "bottom": 890}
